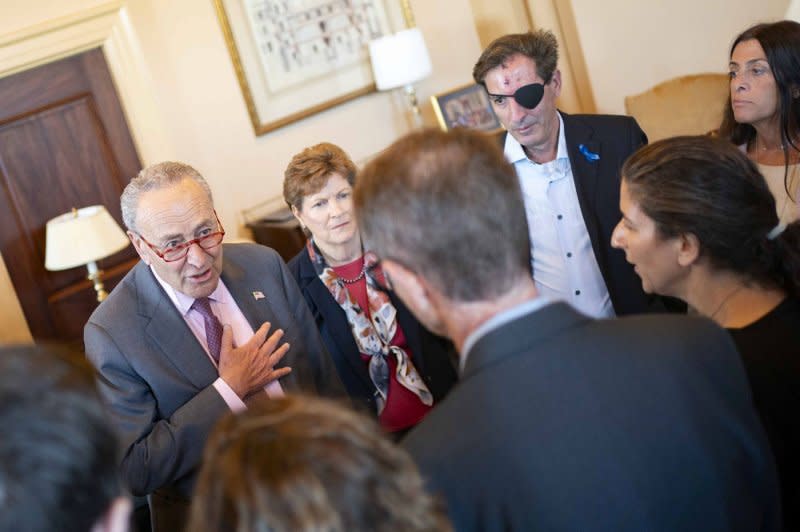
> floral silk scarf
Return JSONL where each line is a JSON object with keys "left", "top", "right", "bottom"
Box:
{"left": 307, "top": 240, "right": 433, "bottom": 414}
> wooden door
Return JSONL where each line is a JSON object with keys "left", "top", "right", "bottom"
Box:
{"left": 0, "top": 48, "right": 141, "bottom": 343}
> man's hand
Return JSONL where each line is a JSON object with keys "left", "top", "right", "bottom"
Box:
{"left": 217, "top": 322, "right": 291, "bottom": 399}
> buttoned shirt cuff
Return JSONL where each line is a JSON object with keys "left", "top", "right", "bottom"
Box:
{"left": 212, "top": 377, "right": 247, "bottom": 413}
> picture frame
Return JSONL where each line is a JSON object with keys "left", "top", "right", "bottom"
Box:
{"left": 213, "top": 0, "right": 397, "bottom": 136}
{"left": 431, "top": 83, "right": 503, "bottom": 133}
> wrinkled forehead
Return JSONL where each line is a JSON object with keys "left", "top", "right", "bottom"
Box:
{"left": 297, "top": 172, "right": 351, "bottom": 206}
{"left": 485, "top": 54, "right": 544, "bottom": 90}
{"left": 136, "top": 178, "right": 214, "bottom": 231}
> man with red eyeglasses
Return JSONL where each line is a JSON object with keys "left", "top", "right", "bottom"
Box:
{"left": 84, "top": 161, "right": 342, "bottom": 531}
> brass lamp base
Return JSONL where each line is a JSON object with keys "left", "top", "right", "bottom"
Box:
{"left": 404, "top": 84, "right": 423, "bottom": 129}
{"left": 86, "top": 261, "right": 108, "bottom": 302}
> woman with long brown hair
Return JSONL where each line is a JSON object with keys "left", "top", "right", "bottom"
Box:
{"left": 720, "top": 20, "right": 800, "bottom": 223}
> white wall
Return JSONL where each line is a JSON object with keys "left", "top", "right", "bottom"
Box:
{"left": 469, "top": 0, "right": 530, "bottom": 48}
{"left": 4, "top": 0, "right": 796, "bottom": 339}
{"left": 788, "top": 0, "right": 800, "bottom": 20}
{"left": 1, "top": 0, "right": 483, "bottom": 237}
{"left": 120, "top": 0, "right": 482, "bottom": 235}
{"left": 569, "top": 0, "right": 790, "bottom": 114}
{"left": 0, "top": 0, "right": 483, "bottom": 341}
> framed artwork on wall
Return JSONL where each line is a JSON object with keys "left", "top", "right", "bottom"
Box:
{"left": 213, "top": 0, "right": 398, "bottom": 136}
{"left": 431, "top": 83, "right": 502, "bottom": 133}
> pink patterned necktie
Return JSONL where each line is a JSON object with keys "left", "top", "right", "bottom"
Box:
{"left": 191, "top": 297, "right": 223, "bottom": 363}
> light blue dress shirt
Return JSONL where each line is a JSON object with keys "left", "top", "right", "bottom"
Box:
{"left": 505, "top": 112, "right": 614, "bottom": 319}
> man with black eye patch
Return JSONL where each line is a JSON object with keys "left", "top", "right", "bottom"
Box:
{"left": 473, "top": 30, "right": 654, "bottom": 318}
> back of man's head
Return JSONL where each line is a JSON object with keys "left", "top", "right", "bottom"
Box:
{"left": 189, "top": 395, "right": 450, "bottom": 532}
{"left": 0, "top": 344, "right": 128, "bottom": 532}
{"left": 354, "top": 128, "right": 531, "bottom": 303}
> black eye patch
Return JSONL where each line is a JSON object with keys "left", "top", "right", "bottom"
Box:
{"left": 487, "top": 83, "right": 545, "bottom": 110}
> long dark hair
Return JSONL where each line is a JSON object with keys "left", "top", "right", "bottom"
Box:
{"left": 622, "top": 136, "right": 800, "bottom": 297}
{"left": 719, "top": 20, "right": 800, "bottom": 198}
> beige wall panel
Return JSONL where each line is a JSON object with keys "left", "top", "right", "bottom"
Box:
{"left": 0, "top": 0, "right": 483, "bottom": 336}
{"left": 469, "top": 0, "right": 531, "bottom": 48}
{"left": 568, "top": 0, "right": 790, "bottom": 114}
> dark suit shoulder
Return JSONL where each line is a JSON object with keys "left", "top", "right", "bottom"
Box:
{"left": 563, "top": 112, "right": 642, "bottom": 134}
{"left": 574, "top": 313, "right": 739, "bottom": 372}
{"left": 566, "top": 113, "right": 637, "bottom": 123}
{"left": 597, "top": 312, "right": 731, "bottom": 345}
{"left": 404, "top": 308, "right": 778, "bottom": 532}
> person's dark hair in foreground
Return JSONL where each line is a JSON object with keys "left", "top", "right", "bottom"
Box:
{"left": 188, "top": 395, "right": 450, "bottom": 532}
{"left": 354, "top": 127, "right": 781, "bottom": 531}
{"left": 0, "top": 344, "right": 130, "bottom": 532}
{"left": 613, "top": 135, "right": 800, "bottom": 527}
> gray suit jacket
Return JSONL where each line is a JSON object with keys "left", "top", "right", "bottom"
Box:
{"left": 404, "top": 302, "right": 781, "bottom": 531}
{"left": 85, "top": 243, "right": 342, "bottom": 501}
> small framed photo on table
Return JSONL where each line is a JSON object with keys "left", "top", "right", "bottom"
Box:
{"left": 431, "top": 83, "right": 502, "bottom": 133}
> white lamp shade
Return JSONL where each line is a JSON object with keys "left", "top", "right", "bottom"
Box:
{"left": 369, "top": 27, "right": 432, "bottom": 90}
{"left": 45, "top": 205, "right": 130, "bottom": 271}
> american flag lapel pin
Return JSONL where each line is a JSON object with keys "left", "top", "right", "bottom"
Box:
{"left": 252, "top": 291, "right": 265, "bottom": 301}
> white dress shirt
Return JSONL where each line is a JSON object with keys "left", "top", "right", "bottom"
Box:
{"left": 151, "top": 267, "right": 284, "bottom": 412}
{"left": 505, "top": 112, "right": 614, "bottom": 318}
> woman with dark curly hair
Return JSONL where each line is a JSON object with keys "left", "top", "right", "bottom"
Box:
{"left": 720, "top": 20, "right": 800, "bottom": 224}
{"left": 612, "top": 135, "right": 800, "bottom": 528}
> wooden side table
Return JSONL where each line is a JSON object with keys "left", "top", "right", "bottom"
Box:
{"left": 246, "top": 207, "right": 306, "bottom": 262}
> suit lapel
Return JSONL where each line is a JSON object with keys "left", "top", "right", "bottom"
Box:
{"left": 134, "top": 263, "right": 218, "bottom": 390}
{"left": 222, "top": 255, "right": 278, "bottom": 332}
{"left": 299, "top": 252, "right": 373, "bottom": 391}
{"left": 563, "top": 113, "right": 605, "bottom": 265}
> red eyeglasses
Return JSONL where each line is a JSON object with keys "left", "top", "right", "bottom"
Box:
{"left": 136, "top": 211, "right": 225, "bottom": 262}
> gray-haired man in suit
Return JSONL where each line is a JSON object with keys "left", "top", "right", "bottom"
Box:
{"left": 354, "top": 129, "right": 780, "bottom": 531}
{"left": 85, "top": 161, "right": 342, "bottom": 531}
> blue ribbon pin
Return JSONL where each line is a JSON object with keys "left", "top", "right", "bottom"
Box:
{"left": 578, "top": 144, "right": 600, "bottom": 162}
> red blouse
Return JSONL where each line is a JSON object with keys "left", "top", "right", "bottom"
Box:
{"left": 332, "top": 257, "right": 432, "bottom": 432}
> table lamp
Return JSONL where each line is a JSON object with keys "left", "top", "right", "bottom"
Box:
{"left": 45, "top": 205, "right": 130, "bottom": 302}
{"left": 369, "top": 27, "right": 433, "bottom": 128}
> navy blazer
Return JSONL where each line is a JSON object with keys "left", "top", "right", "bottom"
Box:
{"left": 287, "top": 248, "right": 458, "bottom": 414}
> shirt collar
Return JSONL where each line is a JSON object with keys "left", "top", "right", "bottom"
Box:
{"left": 460, "top": 296, "right": 552, "bottom": 373}
{"left": 149, "top": 264, "right": 229, "bottom": 316}
{"left": 504, "top": 111, "right": 568, "bottom": 164}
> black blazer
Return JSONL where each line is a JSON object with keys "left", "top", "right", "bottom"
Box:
{"left": 501, "top": 112, "right": 667, "bottom": 315}
{"left": 287, "top": 248, "right": 458, "bottom": 413}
